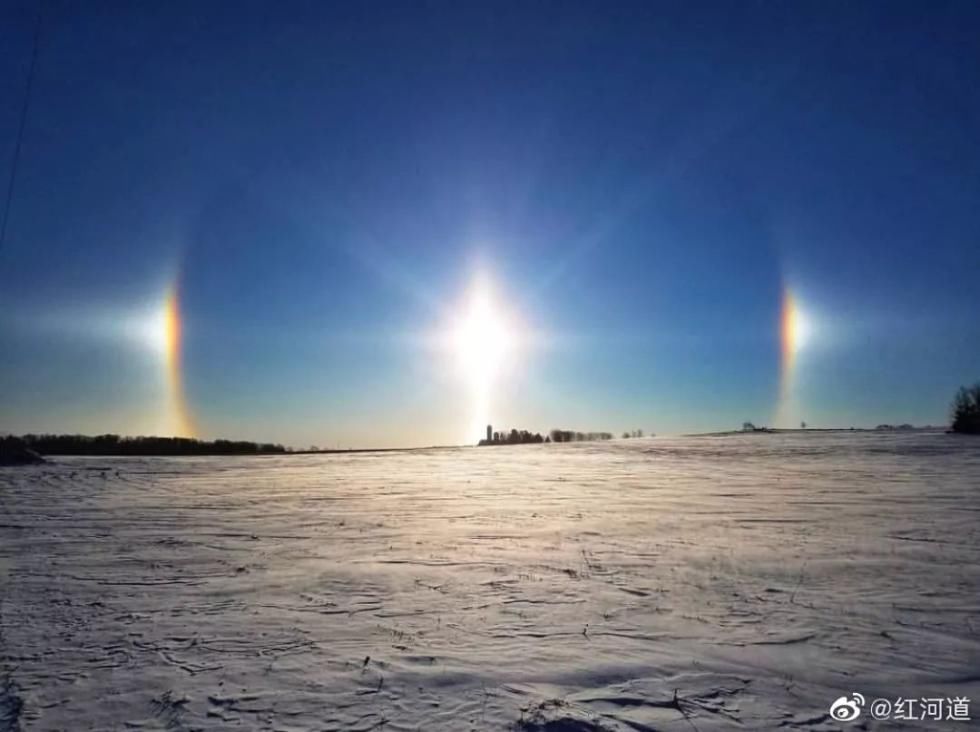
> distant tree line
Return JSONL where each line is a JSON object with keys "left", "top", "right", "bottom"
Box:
{"left": 477, "top": 428, "right": 619, "bottom": 446}
{"left": 620, "top": 429, "right": 644, "bottom": 439}
{"left": 0, "top": 436, "right": 45, "bottom": 465}
{"left": 549, "top": 429, "right": 614, "bottom": 443}
{"left": 479, "top": 428, "right": 545, "bottom": 446}
{"left": 951, "top": 382, "right": 980, "bottom": 434}
{"left": 9, "top": 434, "right": 287, "bottom": 456}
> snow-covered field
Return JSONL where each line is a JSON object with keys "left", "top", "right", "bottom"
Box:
{"left": 2, "top": 431, "right": 979, "bottom": 731}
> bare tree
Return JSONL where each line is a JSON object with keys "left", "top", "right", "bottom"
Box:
{"left": 951, "top": 383, "right": 980, "bottom": 434}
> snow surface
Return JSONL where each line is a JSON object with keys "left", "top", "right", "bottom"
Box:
{"left": 1, "top": 431, "right": 979, "bottom": 731}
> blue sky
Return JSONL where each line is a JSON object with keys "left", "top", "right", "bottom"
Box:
{"left": 1, "top": 1, "right": 978, "bottom": 447}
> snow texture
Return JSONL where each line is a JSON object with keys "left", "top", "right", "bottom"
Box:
{"left": 1, "top": 431, "right": 979, "bottom": 730}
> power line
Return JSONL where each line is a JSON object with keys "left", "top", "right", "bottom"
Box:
{"left": 0, "top": 1, "right": 43, "bottom": 253}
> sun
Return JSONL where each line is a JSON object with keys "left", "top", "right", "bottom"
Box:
{"left": 446, "top": 276, "right": 525, "bottom": 442}
{"left": 452, "top": 286, "right": 515, "bottom": 384}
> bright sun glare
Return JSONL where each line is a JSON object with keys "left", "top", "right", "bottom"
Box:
{"left": 138, "top": 292, "right": 180, "bottom": 357}
{"left": 782, "top": 291, "right": 813, "bottom": 357}
{"left": 790, "top": 306, "right": 811, "bottom": 352}
{"left": 453, "top": 285, "right": 515, "bottom": 385}
{"left": 449, "top": 277, "right": 523, "bottom": 442}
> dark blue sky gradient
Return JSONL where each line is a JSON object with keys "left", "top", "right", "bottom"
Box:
{"left": 1, "top": 1, "right": 978, "bottom": 446}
